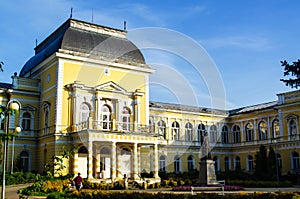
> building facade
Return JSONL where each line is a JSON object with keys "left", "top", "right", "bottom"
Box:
{"left": 0, "top": 19, "right": 299, "bottom": 180}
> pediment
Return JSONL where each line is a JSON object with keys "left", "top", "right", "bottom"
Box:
{"left": 95, "top": 81, "right": 128, "bottom": 94}
{"left": 21, "top": 104, "right": 37, "bottom": 111}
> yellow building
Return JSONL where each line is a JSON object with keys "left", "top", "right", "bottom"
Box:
{"left": 0, "top": 18, "right": 299, "bottom": 180}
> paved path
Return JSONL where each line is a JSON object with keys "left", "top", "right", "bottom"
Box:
{"left": 3, "top": 184, "right": 30, "bottom": 199}
{"left": 3, "top": 184, "right": 300, "bottom": 199}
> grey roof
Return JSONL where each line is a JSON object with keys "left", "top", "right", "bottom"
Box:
{"left": 0, "top": 83, "right": 13, "bottom": 89}
{"left": 20, "top": 19, "right": 147, "bottom": 77}
{"left": 149, "top": 101, "right": 228, "bottom": 115}
{"left": 229, "top": 101, "right": 278, "bottom": 115}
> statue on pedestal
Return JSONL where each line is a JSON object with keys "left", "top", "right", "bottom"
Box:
{"left": 198, "top": 131, "right": 218, "bottom": 185}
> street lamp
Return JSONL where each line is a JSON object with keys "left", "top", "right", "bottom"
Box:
{"left": 11, "top": 126, "right": 22, "bottom": 174}
{"left": 0, "top": 99, "right": 21, "bottom": 199}
{"left": 272, "top": 138, "right": 280, "bottom": 182}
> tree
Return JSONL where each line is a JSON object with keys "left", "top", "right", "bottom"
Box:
{"left": 280, "top": 59, "right": 300, "bottom": 88}
{"left": 267, "top": 146, "right": 276, "bottom": 180}
{"left": 0, "top": 61, "right": 3, "bottom": 72}
{"left": 255, "top": 145, "right": 269, "bottom": 180}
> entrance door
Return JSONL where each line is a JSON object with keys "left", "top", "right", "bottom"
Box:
{"left": 100, "top": 156, "right": 111, "bottom": 178}
{"left": 78, "top": 154, "right": 88, "bottom": 178}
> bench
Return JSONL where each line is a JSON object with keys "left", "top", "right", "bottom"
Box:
{"left": 191, "top": 180, "right": 225, "bottom": 195}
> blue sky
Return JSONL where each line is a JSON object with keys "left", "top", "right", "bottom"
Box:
{"left": 1, "top": 0, "right": 299, "bottom": 109}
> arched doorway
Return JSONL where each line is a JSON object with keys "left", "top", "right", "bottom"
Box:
{"left": 77, "top": 146, "right": 88, "bottom": 178}
{"left": 100, "top": 147, "right": 111, "bottom": 179}
{"left": 119, "top": 148, "right": 132, "bottom": 178}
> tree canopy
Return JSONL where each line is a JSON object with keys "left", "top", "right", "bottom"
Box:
{"left": 280, "top": 59, "right": 300, "bottom": 89}
{"left": 0, "top": 61, "right": 3, "bottom": 72}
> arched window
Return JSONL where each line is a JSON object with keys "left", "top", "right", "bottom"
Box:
{"left": 258, "top": 121, "right": 267, "bottom": 140}
{"left": 209, "top": 125, "right": 218, "bottom": 143}
{"left": 224, "top": 156, "right": 230, "bottom": 171}
{"left": 221, "top": 125, "right": 229, "bottom": 144}
{"left": 197, "top": 123, "right": 206, "bottom": 144}
{"left": 20, "top": 151, "right": 29, "bottom": 172}
{"left": 213, "top": 156, "right": 219, "bottom": 172}
{"left": 247, "top": 155, "right": 254, "bottom": 171}
{"left": 232, "top": 125, "right": 241, "bottom": 143}
{"left": 21, "top": 112, "right": 31, "bottom": 131}
{"left": 174, "top": 155, "right": 181, "bottom": 173}
{"left": 272, "top": 119, "right": 280, "bottom": 138}
{"left": 292, "top": 152, "right": 300, "bottom": 170}
{"left": 235, "top": 156, "right": 241, "bottom": 171}
{"left": 187, "top": 155, "right": 194, "bottom": 171}
{"left": 158, "top": 120, "right": 166, "bottom": 139}
{"left": 245, "top": 123, "right": 254, "bottom": 142}
{"left": 159, "top": 156, "right": 166, "bottom": 172}
{"left": 289, "top": 119, "right": 297, "bottom": 138}
{"left": 171, "top": 121, "right": 180, "bottom": 141}
{"left": 185, "top": 122, "right": 193, "bottom": 141}
{"left": 122, "top": 107, "right": 131, "bottom": 131}
{"left": 43, "top": 103, "right": 50, "bottom": 135}
{"left": 80, "top": 103, "right": 90, "bottom": 124}
{"left": 102, "top": 105, "right": 111, "bottom": 130}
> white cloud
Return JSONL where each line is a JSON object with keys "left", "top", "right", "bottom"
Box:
{"left": 201, "top": 35, "right": 273, "bottom": 51}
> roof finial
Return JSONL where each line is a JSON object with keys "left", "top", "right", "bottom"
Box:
{"left": 35, "top": 39, "right": 38, "bottom": 48}
{"left": 124, "top": 20, "right": 127, "bottom": 31}
{"left": 70, "top": 7, "right": 73, "bottom": 18}
{"left": 92, "top": 8, "right": 94, "bottom": 23}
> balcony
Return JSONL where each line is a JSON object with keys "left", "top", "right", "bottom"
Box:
{"left": 74, "top": 118, "right": 156, "bottom": 136}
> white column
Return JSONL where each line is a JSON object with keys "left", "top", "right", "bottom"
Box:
{"left": 111, "top": 142, "right": 117, "bottom": 180}
{"left": 153, "top": 144, "right": 159, "bottom": 179}
{"left": 88, "top": 141, "right": 93, "bottom": 179}
{"left": 96, "top": 154, "right": 101, "bottom": 178}
{"left": 253, "top": 119, "right": 257, "bottom": 141}
{"left": 73, "top": 153, "right": 78, "bottom": 176}
{"left": 240, "top": 121, "right": 244, "bottom": 142}
{"left": 133, "top": 143, "right": 139, "bottom": 179}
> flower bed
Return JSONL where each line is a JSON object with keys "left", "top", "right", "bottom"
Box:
{"left": 172, "top": 185, "right": 244, "bottom": 191}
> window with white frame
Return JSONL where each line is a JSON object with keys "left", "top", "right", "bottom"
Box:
{"left": 209, "top": 125, "right": 218, "bottom": 143}
{"left": 232, "top": 125, "right": 241, "bottom": 143}
{"left": 80, "top": 103, "right": 90, "bottom": 125}
{"left": 245, "top": 123, "right": 254, "bottom": 142}
{"left": 289, "top": 119, "right": 297, "bottom": 138}
{"left": 171, "top": 121, "right": 180, "bottom": 141}
{"left": 174, "top": 155, "right": 181, "bottom": 173}
{"left": 121, "top": 107, "right": 131, "bottom": 131}
{"left": 101, "top": 105, "right": 111, "bottom": 130}
{"left": 158, "top": 120, "right": 166, "bottom": 139}
{"left": 247, "top": 155, "right": 254, "bottom": 171}
{"left": 185, "top": 122, "right": 193, "bottom": 141}
{"left": 221, "top": 125, "right": 229, "bottom": 144}
{"left": 197, "top": 123, "right": 206, "bottom": 144}
{"left": 258, "top": 121, "right": 268, "bottom": 140}
{"left": 272, "top": 119, "right": 280, "bottom": 138}
{"left": 159, "top": 155, "right": 166, "bottom": 172}
{"left": 21, "top": 112, "right": 31, "bottom": 131}
{"left": 187, "top": 155, "right": 194, "bottom": 171}
{"left": 292, "top": 151, "right": 300, "bottom": 170}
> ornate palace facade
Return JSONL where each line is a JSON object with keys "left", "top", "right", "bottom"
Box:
{"left": 0, "top": 19, "right": 299, "bottom": 180}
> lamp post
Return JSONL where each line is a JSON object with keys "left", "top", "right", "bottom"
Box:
{"left": 1, "top": 99, "right": 21, "bottom": 199}
{"left": 11, "top": 126, "right": 22, "bottom": 174}
{"left": 272, "top": 138, "right": 280, "bottom": 182}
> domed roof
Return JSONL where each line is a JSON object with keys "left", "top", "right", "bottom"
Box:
{"left": 20, "top": 19, "right": 147, "bottom": 77}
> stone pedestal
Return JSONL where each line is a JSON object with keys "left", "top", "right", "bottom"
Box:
{"left": 198, "top": 159, "right": 219, "bottom": 185}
